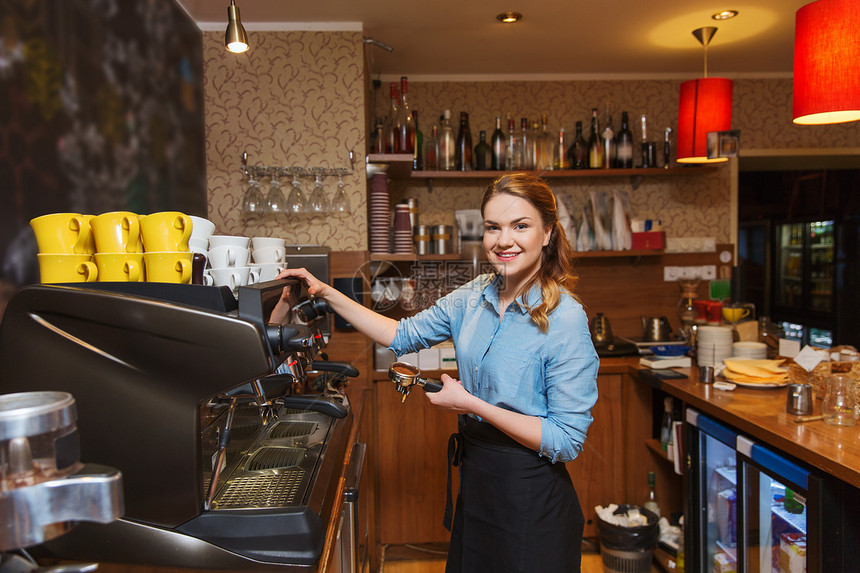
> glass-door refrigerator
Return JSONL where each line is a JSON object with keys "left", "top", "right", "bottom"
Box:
{"left": 772, "top": 220, "right": 835, "bottom": 347}
{"left": 685, "top": 408, "right": 857, "bottom": 572}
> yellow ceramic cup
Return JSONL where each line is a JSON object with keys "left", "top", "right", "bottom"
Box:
{"left": 30, "top": 213, "right": 92, "bottom": 254}
{"left": 94, "top": 253, "right": 145, "bottom": 282}
{"left": 37, "top": 254, "right": 98, "bottom": 283}
{"left": 81, "top": 214, "right": 97, "bottom": 254}
{"left": 139, "top": 212, "right": 192, "bottom": 252}
{"left": 91, "top": 212, "right": 141, "bottom": 253}
{"left": 722, "top": 305, "right": 753, "bottom": 323}
{"left": 143, "top": 251, "right": 192, "bottom": 283}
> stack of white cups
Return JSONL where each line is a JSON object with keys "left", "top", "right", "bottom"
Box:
{"left": 697, "top": 325, "right": 734, "bottom": 367}
{"left": 732, "top": 341, "right": 768, "bottom": 359}
{"left": 188, "top": 215, "right": 215, "bottom": 255}
{"left": 251, "top": 237, "right": 287, "bottom": 281}
{"left": 206, "top": 235, "right": 258, "bottom": 293}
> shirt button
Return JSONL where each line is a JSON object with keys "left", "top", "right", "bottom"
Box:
{"left": 474, "top": 366, "right": 478, "bottom": 372}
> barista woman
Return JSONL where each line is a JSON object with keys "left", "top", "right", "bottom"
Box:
{"left": 277, "top": 173, "right": 599, "bottom": 572}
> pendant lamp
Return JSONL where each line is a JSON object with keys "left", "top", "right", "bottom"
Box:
{"left": 793, "top": 0, "right": 860, "bottom": 125}
{"left": 225, "top": 0, "right": 249, "bottom": 54}
{"left": 676, "top": 27, "right": 732, "bottom": 164}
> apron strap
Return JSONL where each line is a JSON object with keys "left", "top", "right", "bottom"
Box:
{"left": 443, "top": 430, "right": 463, "bottom": 531}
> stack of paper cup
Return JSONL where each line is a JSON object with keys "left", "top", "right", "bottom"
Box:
{"left": 369, "top": 173, "right": 390, "bottom": 254}
{"left": 732, "top": 341, "right": 768, "bottom": 359}
{"left": 697, "top": 325, "right": 734, "bottom": 367}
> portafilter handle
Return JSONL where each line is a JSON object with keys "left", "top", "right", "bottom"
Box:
{"left": 294, "top": 297, "right": 330, "bottom": 322}
{"left": 266, "top": 323, "right": 315, "bottom": 354}
{"left": 387, "top": 361, "right": 443, "bottom": 403}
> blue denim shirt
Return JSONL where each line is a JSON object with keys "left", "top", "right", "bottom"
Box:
{"left": 389, "top": 274, "right": 599, "bottom": 463}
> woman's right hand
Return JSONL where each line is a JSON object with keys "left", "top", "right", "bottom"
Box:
{"left": 276, "top": 267, "right": 331, "bottom": 299}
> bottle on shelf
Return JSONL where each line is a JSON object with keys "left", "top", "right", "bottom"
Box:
{"left": 371, "top": 118, "right": 385, "bottom": 154}
{"left": 491, "top": 116, "right": 506, "bottom": 170}
{"left": 640, "top": 113, "right": 657, "bottom": 168}
{"left": 412, "top": 110, "right": 423, "bottom": 170}
{"left": 456, "top": 111, "right": 474, "bottom": 171}
{"left": 395, "top": 76, "right": 415, "bottom": 155}
{"left": 587, "top": 108, "right": 605, "bottom": 169}
{"left": 615, "top": 111, "right": 634, "bottom": 168}
{"left": 567, "top": 121, "right": 588, "bottom": 169}
{"left": 384, "top": 82, "right": 398, "bottom": 154}
{"left": 528, "top": 120, "right": 541, "bottom": 170}
{"left": 424, "top": 124, "right": 438, "bottom": 171}
{"left": 537, "top": 114, "right": 553, "bottom": 170}
{"left": 519, "top": 118, "right": 530, "bottom": 170}
{"left": 506, "top": 115, "right": 518, "bottom": 170}
{"left": 555, "top": 127, "right": 569, "bottom": 170}
{"left": 439, "top": 110, "right": 456, "bottom": 171}
{"left": 660, "top": 396, "right": 674, "bottom": 452}
{"left": 644, "top": 471, "right": 661, "bottom": 518}
{"left": 474, "top": 130, "right": 492, "bottom": 170}
{"left": 601, "top": 105, "right": 616, "bottom": 169}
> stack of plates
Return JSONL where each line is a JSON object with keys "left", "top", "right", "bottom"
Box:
{"left": 393, "top": 204, "right": 413, "bottom": 254}
{"left": 697, "top": 325, "right": 734, "bottom": 367}
{"left": 369, "top": 173, "right": 390, "bottom": 253}
{"left": 733, "top": 341, "right": 767, "bottom": 359}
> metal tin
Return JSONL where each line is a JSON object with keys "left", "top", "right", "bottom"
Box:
{"left": 406, "top": 198, "right": 419, "bottom": 229}
{"left": 413, "top": 225, "right": 432, "bottom": 255}
{"left": 432, "top": 225, "right": 453, "bottom": 255}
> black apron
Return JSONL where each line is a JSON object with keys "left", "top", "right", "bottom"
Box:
{"left": 444, "top": 416, "right": 584, "bottom": 573}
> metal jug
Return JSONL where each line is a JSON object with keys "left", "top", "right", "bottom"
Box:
{"left": 642, "top": 315, "right": 672, "bottom": 342}
{"left": 589, "top": 313, "right": 614, "bottom": 347}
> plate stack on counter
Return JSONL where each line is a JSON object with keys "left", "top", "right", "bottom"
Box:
{"left": 697, "top": 325, "right": 734, "bottom": 367}
{"left": 732, "top": 341, "right": 767, "bottom": 359}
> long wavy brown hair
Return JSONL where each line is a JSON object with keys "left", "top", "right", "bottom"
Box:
{"left": 481, "top": 172, "right": 580, "bottom": 333}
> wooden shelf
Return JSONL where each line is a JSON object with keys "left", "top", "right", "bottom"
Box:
{"left": 646, "top": 438, "right": 672, "bottom": 463}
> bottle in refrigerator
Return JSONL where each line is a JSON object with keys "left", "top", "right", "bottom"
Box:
{"left": 644, "top": 471, "right": 661, "bottom": 517}
{"left": 615, "top": 111, "right": 634, "bottom": 168}
{"left": 456, "top": 111, "right": 473, "bottom": 171}
{"left": 587, "top": 108, "right": 604, "bottom": 169}
{"left": 474, "top": 130, "right": 492, "bottom": 170}
{"left": 491, "top": 116, "right": 506, "bottom": 170}
{"left": 567, "top": 121, "right": 588, "bottom": 169}
{"left": 438, "top": 110, "right": 456, "bottom": 171}
{"left": 660, "top": 396, "right": 674, "bottom": 452}
{"left": 395, "top": 76, "right": 415, "bottom": 154}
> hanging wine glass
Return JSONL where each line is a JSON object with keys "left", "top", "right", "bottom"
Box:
{"left": 330, "top": 169, "right": 351, "bottom": 214}
{"left": 308, "top": 172, "right": 329, "bottom": 213}
{"left": 265, "top": 169, "right": 287, "bottom": 214}
{"left": 286, "top": 169, "right": 306, "bottom": 214}
{"left": 242, "top": 170, "right": 266, "bottom": 215}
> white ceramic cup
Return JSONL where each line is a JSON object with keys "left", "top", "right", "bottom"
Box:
{"left": 207, "top": 266, "right": 259, "bottom": 290}
{"left": 252, "top": 246, "right": 285, "bottom": 264}
{"left": 256, "top": 262, "right": 287, "bottom": 282}
{"left": 208, "top": 235, "right": 250, "bottom": 250}
{"left": 251, "top": 236, "right": 287, "bottom": 251}
{"left": 188, "top": 237, "right": 209, "bottom": 255}
{"left": 189, "top": 216, "right": 216, "bottom": 241}
{"left": 207, "top": 246, "right": 250, "bottom": 268}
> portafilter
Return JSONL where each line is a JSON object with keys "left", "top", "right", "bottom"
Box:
{"left": 387, "top": 361, "right": 443, "bottom": 402}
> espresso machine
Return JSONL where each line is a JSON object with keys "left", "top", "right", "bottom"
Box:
{"left": 0, "top": 279, "right": 359, "bottom": 570}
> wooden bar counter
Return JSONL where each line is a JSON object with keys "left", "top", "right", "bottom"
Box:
{"left": 599, "top": 356, "right": 860, "bottom": 490}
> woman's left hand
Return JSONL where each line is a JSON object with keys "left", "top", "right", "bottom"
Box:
{"left": 425, "top": 373, "right": 475, "bottom": 415}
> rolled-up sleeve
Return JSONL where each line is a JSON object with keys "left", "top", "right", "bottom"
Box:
{"left": 538, "top": 304, "right": 599, "bottom": 463}
{"left": 388, "top": 293, "right": 456, "bottom": 356}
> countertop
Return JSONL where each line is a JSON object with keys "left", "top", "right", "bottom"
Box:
{"left": 598, "top": 357, "right": 860, "bottom": 491}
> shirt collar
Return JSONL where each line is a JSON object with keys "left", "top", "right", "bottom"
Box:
{"left": 481, "top": 274, "right": 543, "bottom": 315}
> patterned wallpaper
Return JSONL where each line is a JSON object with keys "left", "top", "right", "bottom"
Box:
{"left": 202, "top": 30, "right": 860, "bottom": 252}
{"left": 202, "top": 31, "right": 367, "bottom": 249}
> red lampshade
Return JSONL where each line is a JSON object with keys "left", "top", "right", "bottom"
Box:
{"left": 793, "top": 0, "right": 860, "bottom": 125}
{"left": 676, "top": 77, "right": 733, "bottom": 164}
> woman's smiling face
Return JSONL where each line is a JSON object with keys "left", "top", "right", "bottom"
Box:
{"left": 482, "top": 192, "right": 552, "bottom": 293}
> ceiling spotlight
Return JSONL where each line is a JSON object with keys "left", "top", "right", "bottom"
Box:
{"left": 496, "top": 12, "right": 523, "bottom": 24}
{"left": 225, "top": 0, "right": 249, "bottom": 54}
{"left": 712, "top": 10, "right": 739, "bottom": 21}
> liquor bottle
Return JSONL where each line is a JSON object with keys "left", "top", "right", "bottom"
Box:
{"left": 644, "top": 471, "right": 661, "bottom": 518}
{"left": 640, "top": 113, "right": 656, "bottom": 168}
{"left": 537, "top": 114, "right": 552, "bottom": 170}
{"left": 555, "top": 128, "right": 569, "bottom": 169}
{"left": 528, "top": 120, "right": 541, "bottom": 170}
{"left": 567, "top": 121, "right": 588, "bottom": 169}
{"left": 615, "top": 111, "right": 634, "bottom": 168}
{"left": 520, "top": 118, "right": 530, "bottom": 170}
{"left": 491, "top": 116, "right": 506, "bottom": 170}
{"left": 395, "top": 76, "right": 415, "bottom": 154}
{"left": 424, "top": 124, "right": 438, "bottom": 171}
{"left": 412, "top": 110, "right": 423, "bottom": 170}
{"left": 371, "top": 118, "right": 385, "bottom": 154}
{"left": 660, "top": 396, "right": 674, "bottom": 452}
{"left": 587, "top": 108, "right": 604, "bottom": 169}
{"left": 602, "top": 105, "right": 616, "bottom": 169}
{"left": 474, "top": 130, "right": 492, "bottom": 170}
{"left": 456, "top": 111, "right": 473, "bottom": 171}
{"left": 384, "top": 82, "right": 398, "bottom": 153}
{"left": 508, "top": 117, "right": 522, "bottom": 170}
{"left": 439, "top": 110, "right": 456, "bottom": 171}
